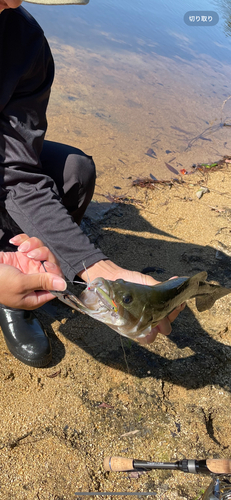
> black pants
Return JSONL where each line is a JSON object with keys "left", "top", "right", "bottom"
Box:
{"left": 0, "top": 140, "right": 96, "bottom": 250}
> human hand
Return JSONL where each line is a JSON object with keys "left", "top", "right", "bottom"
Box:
{"left": 78, "top": 260, "right": 185, "bottom": 344}
{"left": 0, "top": 234, "right": 66, "bottom": 309}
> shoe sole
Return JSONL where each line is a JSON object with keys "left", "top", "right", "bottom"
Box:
{"left": 6, "top": 345, "right": 52, "bottom": 368}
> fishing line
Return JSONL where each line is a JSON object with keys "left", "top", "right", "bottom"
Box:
{"left": 120, "top": 336, "right": 130, "bottom": 376}
{"left": 82, "top": 260, "right": 92, "bottom": 290}
{"left": 66, "top": 280, "right": 87, "bottom": 286}
{"left": 119, "top": 336, "right": 141, "bottom": 439}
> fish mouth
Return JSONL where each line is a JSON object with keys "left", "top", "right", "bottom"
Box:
{"left": 94, "top": 285, "right": 118, "bottom": 313}
{"left": 79, "top": 278, "right": 118, "bottom": 314}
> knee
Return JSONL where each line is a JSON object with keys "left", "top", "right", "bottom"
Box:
{"left": 65, "top": 153, "right": 96, "bottom": 193}
{"left": 79, "top": 154, "right": 96, "bottom": 188}
{"left": 62, "top": 152, "right": 96, "bottom": 214}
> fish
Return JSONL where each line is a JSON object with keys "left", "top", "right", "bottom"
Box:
{"left": 60, "top": 271, "right": 231, "bottom": 340}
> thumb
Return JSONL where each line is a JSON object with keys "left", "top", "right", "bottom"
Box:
{"left": 21, "top": 272, "right": 67, "bottom": 293}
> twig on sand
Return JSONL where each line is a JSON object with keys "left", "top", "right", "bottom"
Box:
{"left": 132, "top": 178, "right": 181, "bottom": 189}
{"left": 120, "top": 430, "right": 140, "bottom": 438}
{"left": 96, "top": 192, "right": 144, "bottom": 207}
{"left": 0, "top": 430, "right": 33, "bottom": 450}
{"left": 221, "top": 95, "right": 231, "bottom": 123}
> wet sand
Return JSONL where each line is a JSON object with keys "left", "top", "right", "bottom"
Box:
{"left": 47, "top": 40, "right": 231, "bottom": 195}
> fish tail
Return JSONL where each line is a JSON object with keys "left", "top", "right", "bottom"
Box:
{"left": 196, "top": 286, "right": 231, "bottom": 312}
{"left": 196, "top": 295, "right": 217, "bottom": 312}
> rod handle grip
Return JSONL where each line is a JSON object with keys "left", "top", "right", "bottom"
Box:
{"left": 206, "top": 459, "right": 231, "bottom": 474}
{"left": 104, "top": 456, "right": 134, "bottom": 472}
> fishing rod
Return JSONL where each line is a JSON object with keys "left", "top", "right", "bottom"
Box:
{"left": 104, "top": 456, "right": 231, "bottom": 476}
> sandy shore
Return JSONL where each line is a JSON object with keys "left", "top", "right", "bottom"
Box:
{"left": 0, "top": 163, "right": 231, "bottom": 499}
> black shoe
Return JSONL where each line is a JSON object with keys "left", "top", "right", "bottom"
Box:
{"left": 0, "top": 307, "right": 52, "bottom": 367}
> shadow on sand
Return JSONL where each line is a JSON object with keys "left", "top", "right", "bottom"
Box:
{"left": 37, "top": 202, "right": 231, "bottom": 392}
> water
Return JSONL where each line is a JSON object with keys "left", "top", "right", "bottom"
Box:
{"left": 25, "top": 0, "right": 231, "bottom": 60}
{"left": 24, "top": 0, "right": 231, "bottom": 189}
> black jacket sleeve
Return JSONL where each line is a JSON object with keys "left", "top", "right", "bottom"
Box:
{"left": 0, "top": 7, "right": 106, "bottom": 281}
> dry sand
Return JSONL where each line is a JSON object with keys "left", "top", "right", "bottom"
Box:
{"left": 0, "top": 163, "right": 231, "bottom": 500}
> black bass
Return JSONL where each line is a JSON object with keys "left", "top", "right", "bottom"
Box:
{"left": 73, "top": 271, "right": 231, "bottom": 340}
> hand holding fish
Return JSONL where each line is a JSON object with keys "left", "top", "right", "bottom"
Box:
{"left": 75, "top": 261, "right": 231, "bottom": 342}
{"left": 78, "top": 259, "right": 185, "bottom": 343}
{"left": 0, "top": 234, "right": 66, "bottom": 309}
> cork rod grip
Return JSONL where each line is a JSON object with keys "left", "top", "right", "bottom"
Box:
{"left": 206, "top": 459, "right": 231, "bottom": 474}
{"left": 104, "top": 456, "right": 134, "bottom": 472}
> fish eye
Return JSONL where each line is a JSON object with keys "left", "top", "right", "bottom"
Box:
{"left": 122, "top": 294, "right": 133, "bottom": 304}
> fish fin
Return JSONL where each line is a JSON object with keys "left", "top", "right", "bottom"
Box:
{"left": 196, "top": 286, "right": 231, "bottom": 312}
{"left": 194, "top": 271, "right": 208, "bottom": 282}
{"left": 196, "top": 295, "right": 217, "bottom": 312}
{"left": 184, "top": 271, "right": 208, "bottom": 294}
